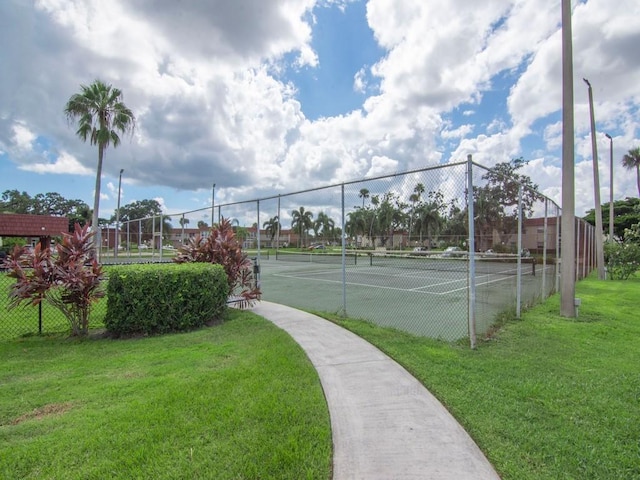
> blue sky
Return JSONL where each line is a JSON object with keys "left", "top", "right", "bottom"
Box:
{"left": 1, "top": 0, "right": 639, "bottom": 228}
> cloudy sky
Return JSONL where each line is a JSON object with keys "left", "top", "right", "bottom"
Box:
{"left": 1, "top": 0, "right": 639, "bottom": 227}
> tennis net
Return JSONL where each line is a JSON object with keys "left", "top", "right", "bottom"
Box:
{"left": 275, "top": 250, "right": 359, "bottom": 265}
{"left": 368, "top": 253, "right": 536, "bottom": 275}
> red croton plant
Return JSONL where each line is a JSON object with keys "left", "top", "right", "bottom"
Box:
{"left": 3, "top": 223, "right": 104, "bottom": 336}
{"left": 173, "top": 217, "right": 261, "bottom": 308}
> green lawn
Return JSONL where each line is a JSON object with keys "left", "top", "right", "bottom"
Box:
{"left": 3, "top": 274, "right": 639, "bottom": 479}
{"left": 0, "top": 310, "right": 332, "bottom": 480}
{"left": 320, "top": 276, "right": 640, "bottom": 480}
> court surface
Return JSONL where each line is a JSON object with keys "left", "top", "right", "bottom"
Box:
{"left": 256, "top": 256, "right": 553, "bottom": 341}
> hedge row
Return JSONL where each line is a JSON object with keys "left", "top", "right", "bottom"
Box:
{"left": 105, "top": 263, "right": 229, "bottom": 336}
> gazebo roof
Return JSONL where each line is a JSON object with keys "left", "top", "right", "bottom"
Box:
{"left": 0, "top": 214, "right": 68, "bottom": 237}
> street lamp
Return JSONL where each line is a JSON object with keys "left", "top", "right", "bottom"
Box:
{"left": 583, "top": 78, "right": 605, "bottom": 280}
{"left": 115, "top": 168, "right": 124, "bottom": 258}
{"left": 605, "top": 133, "right": 614, "bottom": 240}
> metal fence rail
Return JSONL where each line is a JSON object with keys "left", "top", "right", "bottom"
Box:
{"left": 1, "top": 158, "right": 596, "bottom": 345}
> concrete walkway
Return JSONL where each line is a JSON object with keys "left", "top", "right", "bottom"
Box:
{"left": 251, "top": 301, "right": 501, "bottom": 480}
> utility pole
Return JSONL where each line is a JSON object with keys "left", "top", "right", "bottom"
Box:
{"left": 583, "top": 78, "right": 606, "bottom": 280}
{"left": 560, "top": 0, "right": 576, "bottom": 316}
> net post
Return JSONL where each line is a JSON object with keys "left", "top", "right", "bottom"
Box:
{"left": 466, "top": 154, "right": 476, "bottom": 349}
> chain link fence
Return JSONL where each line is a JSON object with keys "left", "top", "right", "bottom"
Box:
{"left": 1, "top": 158, "right": 596, "bottom": 344}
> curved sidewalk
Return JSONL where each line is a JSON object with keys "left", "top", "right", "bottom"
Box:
{"left": 251, "top": 301, "right": 500, "bottom": 480}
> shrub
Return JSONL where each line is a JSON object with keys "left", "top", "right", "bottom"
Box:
{"left": 605, "top": 223, "right": 640, "bottom": 280}
{"left": 173, "top": 217, "right": 261, "bottom": 308}
{"left": 3, "top": 223, "right": 103, "bottom": 336}
{"left": 105, "top": 263, "right": 228, "bottom": 336}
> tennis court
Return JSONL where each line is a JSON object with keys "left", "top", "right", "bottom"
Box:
{"left": 258, "top": 252, "right": 553, "bottom": 341}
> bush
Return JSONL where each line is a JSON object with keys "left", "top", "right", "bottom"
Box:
{"left": 173, "top": 217, "right": 260, "bottom": 308}
{"left": 4, "top": 224, "right": 103, "bottom": 336}
{"left": 604, "top": 223, "right": 640, "bottom": 280}
{"left": 105, "top": 263, "right": 229, "bottom": 336}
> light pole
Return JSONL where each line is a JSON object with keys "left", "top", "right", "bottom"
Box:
{"left": 560, "top": 0, "right": 576, "bottom": 316}
{"left": 115, "top": 168, "right": 124, "bottom": 258}
{"left": 605, "top": 133, "right": 614, "bottom": 240}
{"left": 583, "top": 78, "right": 605, "bottom": 280}
{"left": 211, "top": 183, "right": 216, "bottom": 228}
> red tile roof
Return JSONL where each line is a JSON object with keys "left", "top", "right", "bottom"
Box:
{"left": 0, "top": 214, "right": 69, "bottom": 237}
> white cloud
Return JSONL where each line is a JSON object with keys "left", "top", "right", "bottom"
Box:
{"left": 353, "top": 67, "right": 368, "bottom": 93}
{"left": 18, "top": 151, "right": 94, "bottom": 175}
{"left": 1, "top": 0, "right": 638, "bottom": 218}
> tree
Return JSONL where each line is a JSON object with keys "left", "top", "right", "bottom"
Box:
{"left": 407, "top": 183, "right": 425, "bottom": 244}
{"left": 291, "top": 207, "right": 313, "bottom": 248}
{"left": 64, "top": 80, "right": 135, "bottom": 246}
{"left": 474, "top": 158, "right": 540, "bottom": 248}
{"left": 346, "top": 209, "right": 368, "bottom": 245}
{"left": 314, "top": 211, "right": 335, "bottom": 243}
{"left": 0, "top": 190, "right": 91, "bottom": 231}
{"left": 622, "top": 147, "right": 640, "bottom": 196}
{"left": 263, "top": 215, "right": 281, "bottom": 245}
{"left": 0, "top": 190, "right": 32, "bottom": 213}
{"left": 179, "top": 217, "right": 190, "bottom": 228}
{"left": 358, "top": 188, "right": 370, "bottom": 209}
{"left": 584, "top": 197, "right": 640, "bottom": 241}
{"left": 197, "top": 220, "right": 209, "bottom": 230}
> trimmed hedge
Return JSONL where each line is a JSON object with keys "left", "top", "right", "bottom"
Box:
{"left": 105, "top": 263, "right": 229, "bottom": 336}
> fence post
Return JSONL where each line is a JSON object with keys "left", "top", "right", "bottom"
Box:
{"left": 341, "top": 184, "right": 347, "bottom": 317}
{"left": 556, "top": 204, "right": 560, "bottom": 293}
{"left": 466, "top": 154, "right": 476, "bottom": 349}
{"left": 542, "top": 198, "right": 548, "bottom": 297}
{"left": 256, "top": 200, "right": 261, "bottom": 261}
{"left": 516, "top": 185, "right": 523, "bottom": 318}
{"left": 575, "top": 218, "right": 580, "bottom": 281}
{"left": 276, "top": 195, "right": 281, "bottom": 251}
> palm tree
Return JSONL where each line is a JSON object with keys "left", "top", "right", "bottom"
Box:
{"left": 291, "top": 207, "right": 313, "bottom": 248}
{"left": 143, "top": 215, "right": 172, "bottom": 246}
{"left": 358, "top": 188, "right": 370, "bottom": 208}
{"left": 314, "top": 211, "right": 335, "bottom": 244}
{"left": 64, "top": 80, "right": 135, "bottom": 250}
{"left": 622, "top": 147, "right": 640, "bottom": 196}
{"left": 263, "top": 215, "right": 281, "bottom": 246}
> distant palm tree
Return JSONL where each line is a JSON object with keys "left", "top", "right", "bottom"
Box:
{"left": 263, "top": 215, "right": 281, "bottom": 246}
{"left": 314, "top": 211, "right": 335, "bottom": 243}
{"left": 622, "top": 147, "right": 640, "bottom": 196}
{"left": 291, "top": 207, "right": 313, "bottom": 248}
{"left": 144, "top": 215, "right": 172, "bottom": 246}
{"left": 64, "top": 80, "right": 135, "bottom": 247}
{"left": 358, "top": 188, "right": 370, "bottom": 208}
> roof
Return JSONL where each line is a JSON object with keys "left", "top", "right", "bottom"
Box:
{"left": 0, "top": 214, "right": 69, "bottom": 237}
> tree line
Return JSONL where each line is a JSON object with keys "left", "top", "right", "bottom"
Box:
{"left": 260, "top": 159, "right": 543, "bottom": 251}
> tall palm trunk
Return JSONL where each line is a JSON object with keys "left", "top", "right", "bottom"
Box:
{"left": 92, "top": 144, "right": 104, "bottom": 254}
